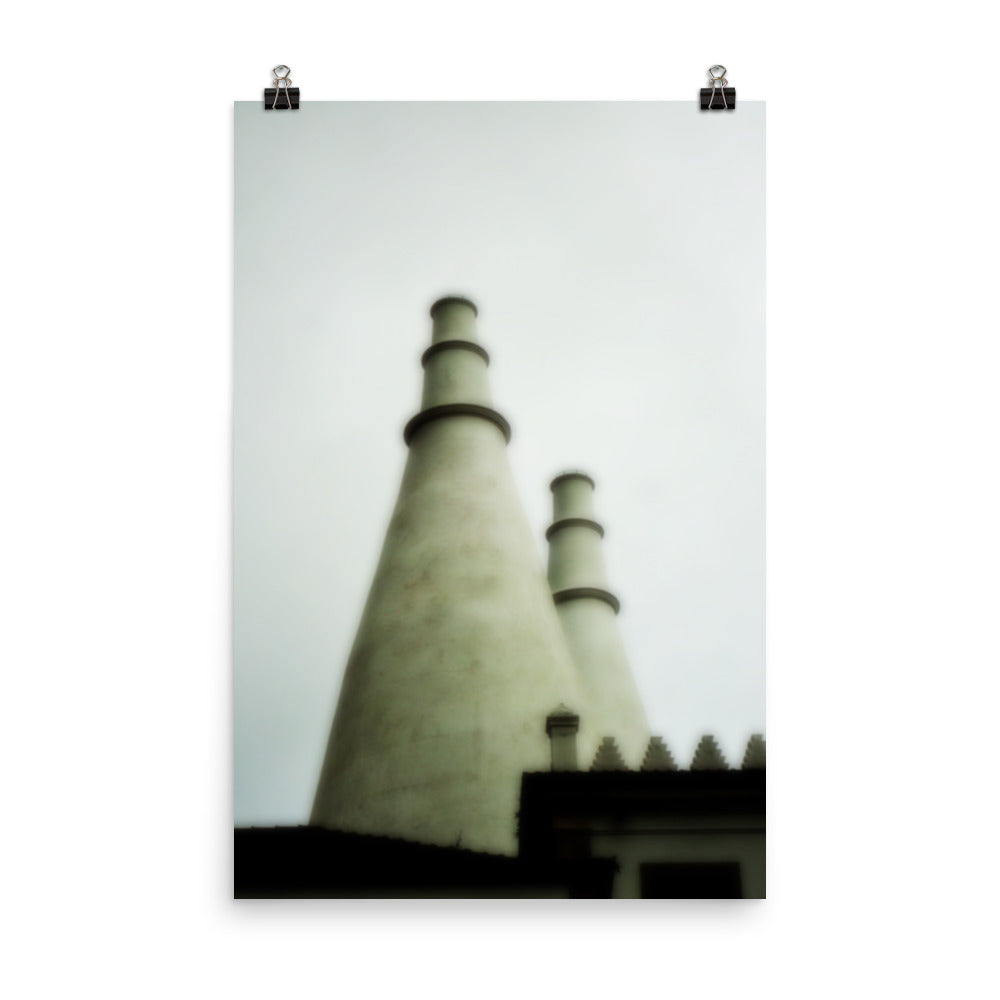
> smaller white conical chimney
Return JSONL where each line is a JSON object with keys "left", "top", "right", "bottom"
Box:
{"left": 546, "top": 472, "right": 649, "bottom": 765}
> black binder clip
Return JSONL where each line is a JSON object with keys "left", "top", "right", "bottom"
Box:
{"left": 264, "top": 65, "right": 299, "bottom": 110}
{"left": 700, "top": 65, "right": 735, "bottom": 110}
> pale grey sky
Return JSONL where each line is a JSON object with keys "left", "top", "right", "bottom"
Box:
{"left": 234, "top": 101, "right": 764, "bottom": 824}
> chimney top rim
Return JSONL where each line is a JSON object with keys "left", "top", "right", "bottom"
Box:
{"left": 550, "top": 471, "right": 596, "bottom": 491}
{"left": 429, "top": 295, "right": 479, "bottom": 318}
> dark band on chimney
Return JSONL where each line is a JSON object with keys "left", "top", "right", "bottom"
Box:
{"left": 552, "top": 587, "right": 621, "bottom": 615}
{"left": 421, "top": 341, "right": 490, "bottom": 367}
{"left": 403, "top": 403, "right": 511, "bottom": 445}
{"left": 545, "top": 518, "right": 605, "bottom": 541}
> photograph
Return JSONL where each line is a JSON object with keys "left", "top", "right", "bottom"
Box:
{"left": 233, "top": 100, "right": 765, "bottom": 897}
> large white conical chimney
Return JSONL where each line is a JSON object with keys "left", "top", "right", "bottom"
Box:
{"left": 546, "top": 472, "right": 649, "bottom": 765}
{"left": 310, "top": 297, "right": 582, "bottom": 855}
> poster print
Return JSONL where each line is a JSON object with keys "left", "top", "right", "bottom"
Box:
{"left": 234, "top": 102, "right": 765, "bottom": 897}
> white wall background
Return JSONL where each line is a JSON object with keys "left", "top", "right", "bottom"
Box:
{"left": 234, "top": 101, "right": 764, "bottom": 822}
{"left": 2, "top": 1, "right": 999, "bottom": 999}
